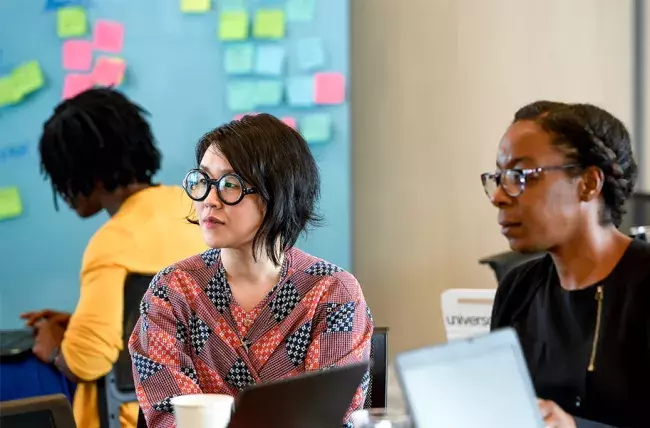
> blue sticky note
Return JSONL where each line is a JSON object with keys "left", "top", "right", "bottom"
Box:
{"left": 224, "top": 43, "right": 255, "bottom": 75}
{"left": 219, "top": 0, "right": 244, "bottom": 9}
{"left": 226, "top": 81, "right": 257, "bottom": 112}
{"left": 45, "top": 0, "right": 86, "bottom": 10}
{"left": 296, "top": 37, "right": 326, "bottom": 72}
{"left": 255, "top": 80, "right": 283, "bottom": 106}
{"left": 300, "top": 113, "right": 332, "bottom": 143}
{"left": 254, "top": 45, "right": 285, "bottom": 76}
{"left": 286, "top": 76, "right": 314, "bottom": 107}
{"left": 285, "top": 0, "right": 315, "bottom": 23}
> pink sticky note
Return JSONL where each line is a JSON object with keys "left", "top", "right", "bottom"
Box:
{"left": 233, "top": 112, "right": 259, "bottom": 120}
{"left": 93, "top": 20, "right": 124, "bottom": 53}
{"left": 314, "top": 72, "right": 346, "bottom": 104}
{"left": 62, "top": 73, "right": 93, "bottom": 100}
{"left": 93, "top": 57, "right": 126, "bottom": 87}
{"left": 62, "top": 40, "right": 93, "bottom": 71}
{"left": 281, "top": 116, "right": 297, "bottom": 129}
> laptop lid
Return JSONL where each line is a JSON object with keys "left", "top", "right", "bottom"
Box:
{"left": 228, "top": 361, "right": 369, "bottom": 428}
{"left": 395, "top": 327, "right": 543, "bottom": 428}
{"left": 0, "top": 329, "right": 34, "bottom": 362}
{"left": 0, "top": 394, "right": 75, "bottom": 428}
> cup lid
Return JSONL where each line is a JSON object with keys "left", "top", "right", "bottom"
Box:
{"left": 171, "top": 394, "right": 234, "bottom": 408}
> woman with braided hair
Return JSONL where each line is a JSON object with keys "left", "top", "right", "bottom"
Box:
{"left": 481, "top": 101, "right": 648, "bottom": 428}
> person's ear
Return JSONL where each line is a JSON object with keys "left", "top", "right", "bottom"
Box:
{"left": 578, "top": 166, "right": 604, "bottom": 202}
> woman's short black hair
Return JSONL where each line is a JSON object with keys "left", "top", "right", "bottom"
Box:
{"left": 513, "top": 101, "right": 638, "bottom": 227}
{"left": 39, "top": 88, "right": 161, "bottom": 208}
{"left": 192, "top": 113, "right": 322, "bottom": 265}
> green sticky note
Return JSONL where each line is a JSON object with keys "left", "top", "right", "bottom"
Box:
{"left": 286, "top": 0, "right": 316, "bottom": 23}
{"left": 0, "top": 187, "right": 23, "bottom": 221}
{"left": 220, "top": 0, "right": 244, "bottom": 10}
{"left": 12, "top": 61, "right": 44, "bottom": 96}
{"left": 57, "top": 6, "right": 87, "bottom": 38}
{"left": 219, "top": 11, "right": 249, "bottom": 41}
{"left": 226, "top": 81, "right": 257, "bottom": 112}
{"left": 300, "top": 113, "right": 332, "bottom": 143}
{"left": 255, "top": 80, "right": 283, "bottom": 107}
{"left": 181, "top": 0, "right": 210, "bottom": 13}
{"left": 0, "top": 76, "right": 23, "bottom": 107}
{"left": 224, "top": 43, "right": 255, "bottom": 75}
{"left": 253, "top": 9, "right": 285, "bottom": 39}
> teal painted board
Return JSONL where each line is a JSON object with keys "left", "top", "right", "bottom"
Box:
{"left": 0, "top": 0, "right": 350, "bottom": 328}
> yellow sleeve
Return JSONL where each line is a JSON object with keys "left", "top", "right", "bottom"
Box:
{"left": 62, "top": 228, "right": 128, "bottom": 382}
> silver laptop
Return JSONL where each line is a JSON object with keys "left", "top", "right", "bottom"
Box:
{"left": 395, "top": 327, "right": 544, "bottom": 428}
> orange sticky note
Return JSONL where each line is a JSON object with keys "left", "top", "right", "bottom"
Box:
{"left": 62, "top": 73, "right": 93, "bottom": 99}
{"left": 93, "top": 57, "right": 126, "bottom": 87}
{"left": 93, "top": 20, "right": 124, "bottom": 53}
{"left": 62, "top": 40, "right": 92, "bottom": 71}
{"left": 314, "top": 72, "right": 345, "bottom": 105}
{"left": 281, "top": 116, "right": 297, "bottom": 129}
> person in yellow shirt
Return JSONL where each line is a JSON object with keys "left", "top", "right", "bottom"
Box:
{"left": 20, "top": 88, "right": 206, "bottom": 428}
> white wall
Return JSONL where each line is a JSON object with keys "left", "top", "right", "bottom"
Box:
{"left": 351, "top": 0, "right": 634, "bottom": 357}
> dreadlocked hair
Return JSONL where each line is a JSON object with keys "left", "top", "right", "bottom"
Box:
{"left": 39, "top": 88, "right": 161, "bottom": 209}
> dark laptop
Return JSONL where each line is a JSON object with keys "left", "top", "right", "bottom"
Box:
{"left": 227, "top": 361, "right": 369, "bottom": 428}
{"left": 0, "top": 329, "right": 34, "bottom": 362}
{"left": 0, "top": 394, "right": 76, "bottom": 428}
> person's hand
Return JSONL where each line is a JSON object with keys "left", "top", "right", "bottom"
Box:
{"left": 538, "top": 399, "right": 577, "bottom": 428}
{"left": 20, "top": 309, "right": 71, "bottom": 328}
{"left": 32, "top": 319, "right": 66, "bottom": 364}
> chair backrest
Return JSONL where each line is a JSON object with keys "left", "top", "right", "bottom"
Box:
{"left": 0, "top": 394, "right": 76, "bottom": 428}
{"left": 478, "top": 251, "right": 544, "bottom": 283}
{"left": 364, "top": 327, "right": 388, "bottom": 409}
{"left": 98, "top": 273, "right": 154, "bottom": 428}
{"left": 440, "top": 289, "right": 496, "bottom": 341}
{"left": 620, "top": 191, "right": 650, "bottom": 234}
{"left": 137, "top": 408, "right": 147, "bottom": 428}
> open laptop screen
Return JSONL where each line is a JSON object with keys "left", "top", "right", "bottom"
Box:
{"left": 395, "top": 328, "right": 543, "bottom": 428}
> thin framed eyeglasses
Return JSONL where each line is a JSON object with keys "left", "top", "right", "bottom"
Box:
{"left": 480, "top": 164, "right": 580, "bottom": 199}
{"left": 182, "top": 169, "right": 257, "bottom": 205}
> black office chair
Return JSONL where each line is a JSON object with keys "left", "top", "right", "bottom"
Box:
{"left": 620, "top": 191, "right": 650, "bottom": 235}
{"left": 137, "top": 408, "right": 147, "bottom": 428}
{"left": 478, "top": 251, "right": 544, "bottom": 283}
{"left": 98, "top": 273, "right": 154, "bottom": 428}
{"left": 0, "top": 394, "right": 76, "bottom": 428}
{"left": 364, "top": 327, "right": 388, "bottom": 409}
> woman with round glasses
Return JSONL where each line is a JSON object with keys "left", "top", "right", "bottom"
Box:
{"left": 483, "top": 101, "right": 649, "bottom": 428}
{"left": 129, "top": 114, "right": 373, "bottom": 428}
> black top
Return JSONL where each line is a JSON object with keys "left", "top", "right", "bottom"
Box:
{"left": 491, "top": 239, "right": 650, "bottom": 428}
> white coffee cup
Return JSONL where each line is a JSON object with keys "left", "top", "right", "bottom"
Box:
{"left": 171, "top": 394, "right": 235, "bottom": 428}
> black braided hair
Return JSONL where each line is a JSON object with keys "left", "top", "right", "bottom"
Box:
{"left": 513, "top": 101, "right": 638, "bottom": 227}
{"left": 39, "top": 88, "right": 161, "bottom": 209}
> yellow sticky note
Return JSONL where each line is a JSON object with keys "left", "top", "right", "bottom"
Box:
{"left": 0, "top": 187, "right": 23, "bottom": 221}
{"left": 12, "top": 61, "right": 45, "bottom": 96}
{"left": 219, "top": 11, "right": 249, "bottom": 41}
{"left": 0, "top": 76, "right": 23, "bottom": 107}
{"left": 181, "top": 0, "right": 210, "bottom": 13}
{"left": 253, "top": 9, "right": 285, "bottom": 39}
{"left": 57, "top": 6, "right": 87, "bottom": 38}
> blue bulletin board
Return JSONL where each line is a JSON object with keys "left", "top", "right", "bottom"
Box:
{"left": 0, "top": 0, "right": 351, "bottom": 329}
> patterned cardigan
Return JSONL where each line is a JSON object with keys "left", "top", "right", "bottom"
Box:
{"left": 128, "top": 247, "right": 374, "bottom": 428}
